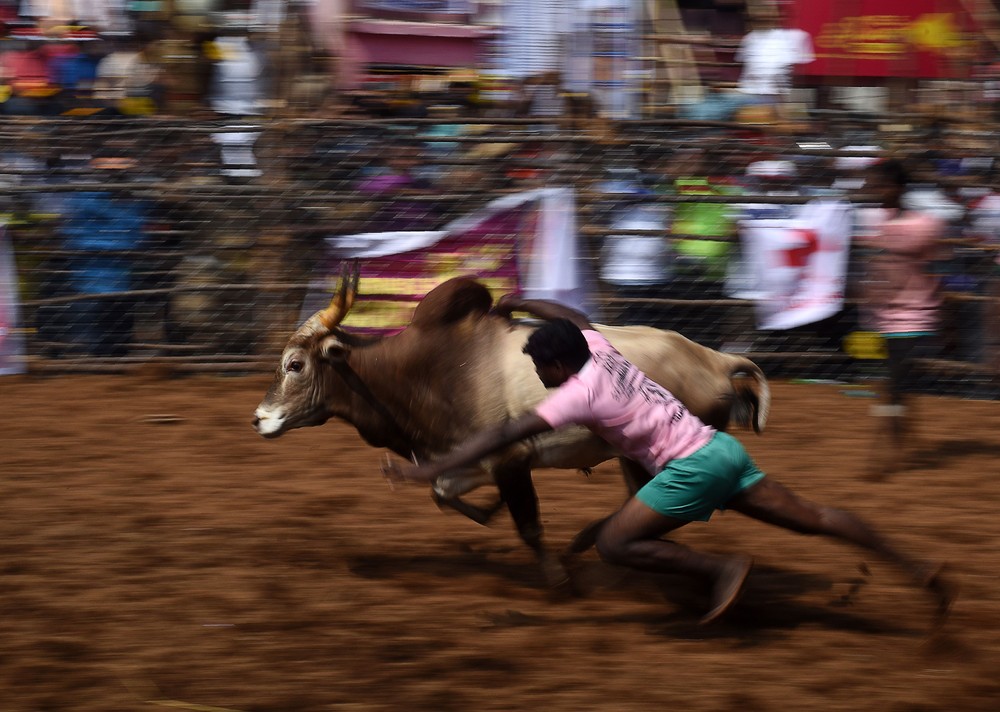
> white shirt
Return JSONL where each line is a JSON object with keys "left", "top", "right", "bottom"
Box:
{"left": 600, "top": 203, "right": 672, "bottom": 285}
{"left": 736, "top": 28, "right": 814, "bottom": 96}
{"left": 209, "top": 36, "right": 263, "bottom": 116}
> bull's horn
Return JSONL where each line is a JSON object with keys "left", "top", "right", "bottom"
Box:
{"left": 318, "top": 260, "right": 360, "bottom": 330}
{"left": 298, "top": 260, "right": 360, "bottom": 336}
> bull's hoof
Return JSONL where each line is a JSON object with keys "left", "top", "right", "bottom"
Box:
{"left": 432, "top": 492, "right": 504, "bottom": 526}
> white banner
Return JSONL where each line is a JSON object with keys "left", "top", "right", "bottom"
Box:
{"left": 727, "top": 200, "right": 853, "bottom": 331}
{"left": 0, "top": 225, "right": 26, "bottom": 376}
{"left": 325, "top": 187, "right": 583, "bottom": 307}
{"left": 310, "top": 187, "right": 589, "bottom": 333}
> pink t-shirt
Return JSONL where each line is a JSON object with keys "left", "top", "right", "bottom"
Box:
{"left": 534, "top": 330, "right": 715, "bottom": 474}
{"left": 861, "top": 209, "right": 944, "bottom": 334}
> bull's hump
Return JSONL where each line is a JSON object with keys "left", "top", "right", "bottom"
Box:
{"left": 410, "top": 278, "right": 492, "bottom": 329}
{"left": 596, "top": 324, "right": 710, "bottom": 365}
{"left": 595, "top": 324, "right": 732, "bottom": 409}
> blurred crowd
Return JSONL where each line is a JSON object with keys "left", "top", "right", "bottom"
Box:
{"left": 0, "top": 13, "right": 286, "bottom": 119}
{"left": 6, "top": 111, "right": 999, "bottom": 369}
{"left": 0, "top": 2, "right": 998, "bottom": 380}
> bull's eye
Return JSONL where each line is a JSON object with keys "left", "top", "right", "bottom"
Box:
{"left": 286, "top": 360, "right": 304, "bottom": 373}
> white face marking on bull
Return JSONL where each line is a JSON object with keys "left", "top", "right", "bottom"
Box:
{"left": 252, "top": 343, "right": 333, "bottom": 438}
{"left": 252, "top": 403, "right": 286, "bottom": 437}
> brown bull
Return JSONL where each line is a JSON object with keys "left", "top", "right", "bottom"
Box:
{"left": 253, "top": 266, "right": 770, "bottom": 585}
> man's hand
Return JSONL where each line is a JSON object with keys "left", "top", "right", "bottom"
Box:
{"left": 382, "top": 414, "right": 551, "bottom": 492}
{"left": 492, "top": 293, "right": 525, "bottom": 320}
{"left": 381, "top": 454, "right": 437, "bottom": 488}
{"left": 490, "top": 294, "right": 592, "bottom": 331}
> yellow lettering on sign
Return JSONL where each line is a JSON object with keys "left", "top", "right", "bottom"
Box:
{"left": 339, "top": 277, "right": 519, "bottom": 331}
{"left": 351, "top": 277, "right": 443, "bottom": 296}
{"left": 816, "top": 13, "right": 967, "bottom": 58}
{"left": 342, "top": 300, "right": 418, "bottom": 329}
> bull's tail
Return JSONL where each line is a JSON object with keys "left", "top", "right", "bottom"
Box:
{"left": 729, "top": 358, "right": 770, "bottom": 433}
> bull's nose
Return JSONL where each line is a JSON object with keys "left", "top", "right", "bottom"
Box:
{"left": 252, "top": 407, "right": 284, "bottom": 438}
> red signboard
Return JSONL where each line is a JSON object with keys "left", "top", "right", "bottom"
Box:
{"left": 789, "top": 0, "right": 980, "bottom": 78}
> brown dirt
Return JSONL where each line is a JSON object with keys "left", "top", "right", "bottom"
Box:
{"left": 3, "top": 374, "right": 1000, "bottom": 712}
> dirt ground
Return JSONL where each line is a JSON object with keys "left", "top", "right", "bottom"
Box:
{"left": 3, "top": 373, "right": 1000, "bottom": 712}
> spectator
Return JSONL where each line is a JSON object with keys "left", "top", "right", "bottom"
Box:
{"left": 208, "top": 30, "right": 264, "bottom": 117}
{"left": 661, "top": 147, "right": 741, "bottom": 281}
{"left": 357, "top": 142, "right": 430, "bottom": 194}
{"left": 961, "top": 168, "right": 1000, "bottom": 370}
{"left": 356, "top": 142, "right": 438, "bottom": 232}
{"left": 594, "top": 151, "right": 672, "bottom": 325}
{"left": 93, "top": 35, "right": 165, "bottom": 115}
{"left": 740, "top": 159, "right": 803, "bottom": 211}
{"left": 831, "top": 145, "right": 882, "bottom": 194}
{"left": 208, "top": 30, "right": 265, "bottom": 182}
{"left": 723, "top": 159, "right": 805, "bottom": 294}
{"left": 57, "top": 153, "right": 152, "bottom": 357}
{"left": 512, "top": 71, "right": 564, "bottom": 120}
{"left": 626, "top": 145, "right": 743, "bottom": 346}
{"left": 45, "top": 29, "right": 103, "bottom": 110}
{"left": 188, "top": 31, "right": 218, "bottom": 113}
{"left": 734, "top": 5, "right": 813, "bottom": 119}
{"left": 599, "top": 192, "right": 672, "bottom": 325}
{"left": 0, "top": 36, "right": 61, "bottom": 115}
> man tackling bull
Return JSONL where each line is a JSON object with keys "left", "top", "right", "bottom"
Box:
{"left": 383, "top": 294, "right": 953, "bottom": 624}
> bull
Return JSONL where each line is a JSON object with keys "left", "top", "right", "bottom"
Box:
{"left": 252, "top": 265, "right": 770, "bottom": 585}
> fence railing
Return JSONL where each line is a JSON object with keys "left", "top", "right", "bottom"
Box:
{"left": 5, "top": 116, "right": 999, "bottom": 397}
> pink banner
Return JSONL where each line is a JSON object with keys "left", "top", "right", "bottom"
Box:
{"left": 314, "top": 201, "right": 533, "bottom": 335}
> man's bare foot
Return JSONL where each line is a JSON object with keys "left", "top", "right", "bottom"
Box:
{"left": 700, "top": 556, "right": 753, "bottom": 625}
{"left": 540, "top": 550, "right": 572, "bottom": 595}
{"left": 921, "top": 563, "right": 956, "bottom": 621}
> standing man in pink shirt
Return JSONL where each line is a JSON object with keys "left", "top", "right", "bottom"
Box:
{"left": 861, "top": 159, "right": 945, "bottom": 476}
{"left": 383, "top": 295, "right": 952, "bottom": 624}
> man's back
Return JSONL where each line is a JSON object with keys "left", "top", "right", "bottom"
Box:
{"left": 534, "top": 330, "right": 715, "bottom": 475}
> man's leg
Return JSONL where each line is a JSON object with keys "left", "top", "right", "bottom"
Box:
{"left": 727, "top": 477, "right": 952, "bottom": 614}
{"left": 595, "top": 497, "right": 752, "bottom": 624}
{"left": 869, "top": 381, "right": 908, "bottom": 477}
{"left": 871, "top": 335, "right": 935, "bottom": 477}
{"left": 565, "top": 457, "right": 651, "bottom": 556}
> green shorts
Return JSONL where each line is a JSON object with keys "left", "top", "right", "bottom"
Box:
{"left": 636, "top": 432, "right": 766, "bottom": 522}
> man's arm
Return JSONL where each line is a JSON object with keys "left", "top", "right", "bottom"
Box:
{"left": 493, "top": 294, "right": 592, "bottom": 331}
{"left": 383, "top": 412, "right": 553, "bottom": 485}
{"left": 859, "top": 212, "right": 945, "bottom": 255}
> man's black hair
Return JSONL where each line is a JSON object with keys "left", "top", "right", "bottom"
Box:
{"left": 872, "top": 157, "right": 911, "bottom": 188}
{"left": 523, "top": 318, "right": 591, "bottom": 371}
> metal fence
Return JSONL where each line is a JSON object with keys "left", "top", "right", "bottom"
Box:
{"left": 5, "top": 115, "right": 999, "bottom": 396}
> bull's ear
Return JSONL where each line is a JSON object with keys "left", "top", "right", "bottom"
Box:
{"left": 319, "top": 334, "right": 350, "bottom": 363}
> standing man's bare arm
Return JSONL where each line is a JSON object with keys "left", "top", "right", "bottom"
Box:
{"left": 493, "top": 294, "right": 593, "bottom": 331}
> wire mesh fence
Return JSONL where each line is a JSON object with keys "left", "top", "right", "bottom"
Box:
{"left": 4, "top": 114, "right": 999, "bottom": 397}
